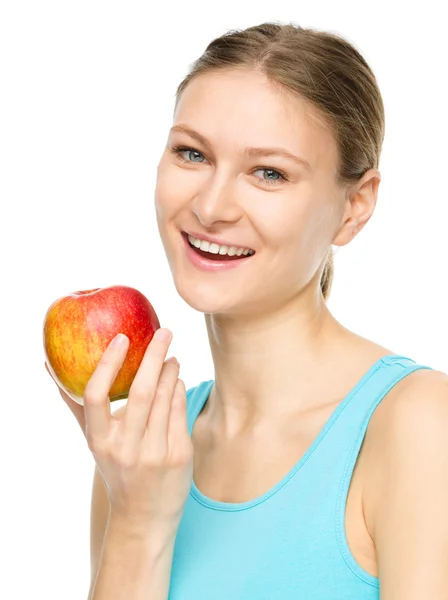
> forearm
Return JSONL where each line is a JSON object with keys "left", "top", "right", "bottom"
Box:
{"left": 90, "top": 516, "right": 177, "bottom": 600}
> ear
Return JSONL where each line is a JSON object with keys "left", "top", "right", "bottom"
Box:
{"left": 332, "top": 168, "right": 381, "bottom": 247}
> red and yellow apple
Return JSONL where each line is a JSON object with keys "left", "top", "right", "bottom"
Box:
{"left": 43, "top": 285, "right": 161, "bottom": 405}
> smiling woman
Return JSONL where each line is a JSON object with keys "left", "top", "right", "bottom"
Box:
{"left": 85, "top": 20, "right": 447, "bottom": 600}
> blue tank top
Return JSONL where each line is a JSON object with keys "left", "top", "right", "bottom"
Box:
{"left": 168, "top": 354, "right": 433, "bottom": 599}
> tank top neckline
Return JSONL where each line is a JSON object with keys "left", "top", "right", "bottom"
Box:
{"left": 189, "top": 353, "right": 408, "bottom": 512}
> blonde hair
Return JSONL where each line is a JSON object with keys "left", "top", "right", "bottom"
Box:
{"left": 174, "top": 22, "right": 385, "bottom": 299}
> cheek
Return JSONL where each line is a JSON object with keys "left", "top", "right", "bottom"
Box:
{"left": 154, "top": 164, "right": 183, "bottom": 220}
{"left": 256, "top": 196, "right": 311, "bottom": 254}
{"left": 258, "top": 191, "right": 331, "bottom": 275}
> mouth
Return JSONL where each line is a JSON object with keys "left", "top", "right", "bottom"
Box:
{"left": 181, "top": 231, "right": 256, "bottom": 271}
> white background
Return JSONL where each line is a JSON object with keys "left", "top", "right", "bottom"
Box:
{"left": 1, "top": 1, "right": 447, "bottom": 598}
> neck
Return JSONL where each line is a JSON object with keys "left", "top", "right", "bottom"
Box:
{"left": 202, "top": 291, "right": 358, "bottom": 440}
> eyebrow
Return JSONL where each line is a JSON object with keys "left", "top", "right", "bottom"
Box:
{"left": 169, "top": 124, "right": 312, "bottom": 171}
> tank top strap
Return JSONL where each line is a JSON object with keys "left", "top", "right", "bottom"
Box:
{"left": 186, "top": 379, "right": 214, "bottom": 435}
{"left": 302, "top": 354, "right": 434, "bottom": 481}
{"left": 334, "top": 353, "right": 432, "bottom": 452}
{"left": 330, "top": 354, "right": 433, "bottom": 583}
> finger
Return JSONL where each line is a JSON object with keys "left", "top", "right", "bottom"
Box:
{"left": 121, "top": 328, "right": 172, "bottom": 440}
{"left": 83, "top": 333, "right": 129, "bottom": 441}
{"left": 144, "top": 359, "right": 179, "bottom": 456}
{"left": 167, "top": 378, "right": 190, "bottom": 448}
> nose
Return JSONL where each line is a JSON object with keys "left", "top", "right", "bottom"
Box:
{"left": 191, "top": 176, "right": 244, "bottom": 229}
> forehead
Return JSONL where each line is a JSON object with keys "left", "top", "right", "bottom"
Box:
{"left": 172, "top": 69, "right": 338, "bottom": 172}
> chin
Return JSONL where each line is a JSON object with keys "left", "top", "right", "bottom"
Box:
{"left": 173, "top": 275, "right": 225, "bottom": 313}
{"left": 172, "top": 273, "right": 250, "bottom": 317}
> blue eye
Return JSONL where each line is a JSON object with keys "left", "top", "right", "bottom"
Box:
{"left": 174, "top": 148, "right": 205, "bottom": 163}
{"left": 253, "top": 168, "right": 284, "bottom": 185}
{"left": 169, "top": 146, "right": 289, "bottom": 187}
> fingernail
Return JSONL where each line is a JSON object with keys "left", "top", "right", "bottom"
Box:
{"left": 112, "top": 333, "right": 128, "bottom": 346}
{"left": 156, "top": 328, "right": 172, "bottom": 342}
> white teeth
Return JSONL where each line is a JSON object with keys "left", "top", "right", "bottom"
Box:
{"left": 187, "top": 234, "right": 254, "bottom": 257}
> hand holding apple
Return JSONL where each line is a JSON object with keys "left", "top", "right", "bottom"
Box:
{"left": 43, "top": 285, "right": 161, "bottom": 406}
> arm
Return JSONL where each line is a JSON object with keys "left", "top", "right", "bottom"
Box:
{"left": 364, "top": 370, "right": 448, "bottom": 599}
{"left": 82, "top": 332, "right": 190, "bottom": 599}
{"left": 90, "top": 514, "right": 177, "bottom": 600}
{"left": 88, "top": 406, "right": 178, "bottom": 600}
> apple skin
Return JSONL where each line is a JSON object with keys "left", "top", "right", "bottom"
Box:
{"left": 43, "top": 285, "right": 161, "bottom": 406}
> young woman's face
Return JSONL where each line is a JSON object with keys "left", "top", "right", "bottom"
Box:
{"left": 155, "top": 69, "right": 345, "bottom": 317}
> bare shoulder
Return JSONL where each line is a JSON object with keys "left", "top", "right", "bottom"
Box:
{"left": 359, "top": 366, "right": 448, "bottom": 594}
{"left": 361, "top": 365, "right": 448, "bottom": 536}
{"left": 365, "top": 366, "right": 448, "bottom": 435}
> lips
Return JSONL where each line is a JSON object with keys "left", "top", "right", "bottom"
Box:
{"left": 181, "top": 231, "right": 255, "bottom": 272}
{"left": 183, "top": 233, "right": 245, "bottom": 261}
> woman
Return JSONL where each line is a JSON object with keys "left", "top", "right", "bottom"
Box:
{"left": 49, "top": 22, "right": 448, "bottom": 599}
